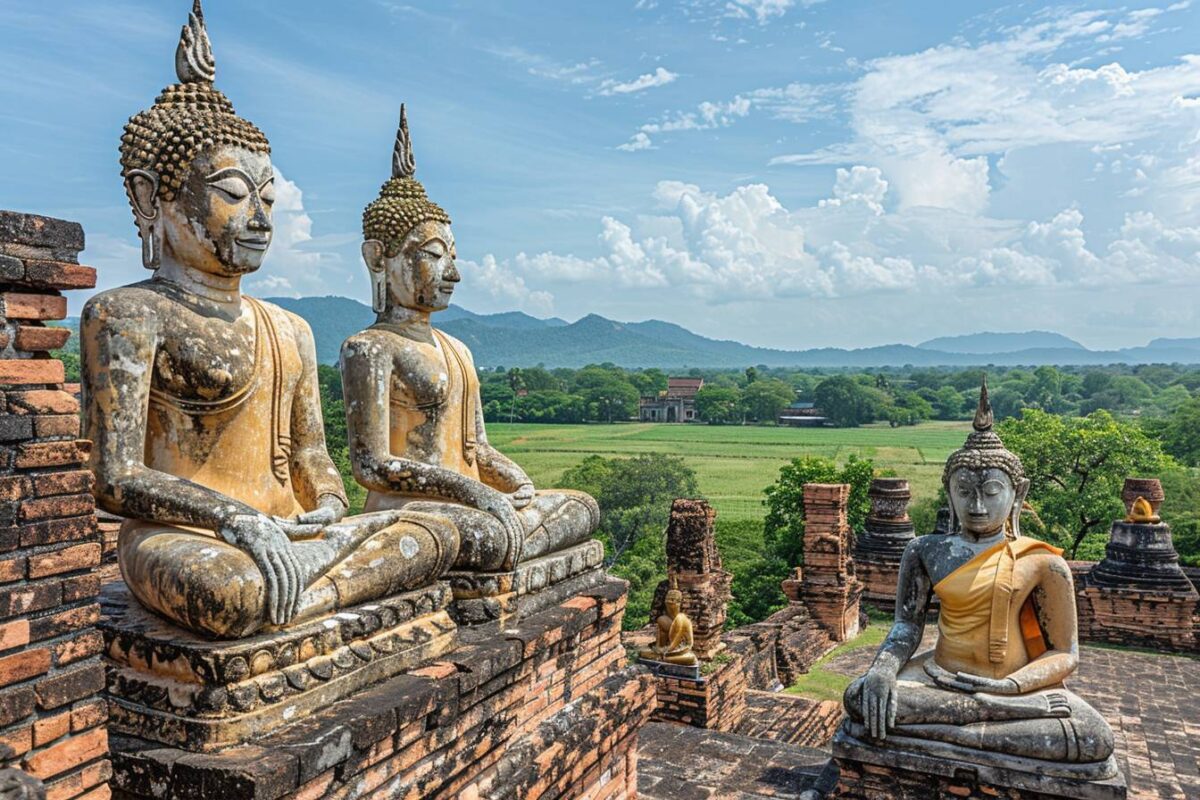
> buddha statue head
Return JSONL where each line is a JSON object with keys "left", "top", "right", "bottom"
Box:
{"left": 119, "top": 0, "right": 274, "bottom": 276}
{"left": 665, "top": 583, "right": 684, "bottom": 618}
{"left": 361, "top": 106, "right": 458, "bottom": 315}
{"left": 942, "top": 378, "right": 1030, "bottom": 540}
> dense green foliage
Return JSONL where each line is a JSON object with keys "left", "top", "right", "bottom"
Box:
{"left": 473, "top": 362, "right": 1200, "bottom": 429}
{"left": 558, "top": 455, "right": 698, "bottom": 628}
{"left": 998, "top": 410, "right": 1170, "bottom": 559}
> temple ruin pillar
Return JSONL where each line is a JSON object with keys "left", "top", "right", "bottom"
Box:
{"left": 0, "top": 211, "right": 107, "bottom": 799}
{"left": 852, "top": 478, "right": 915, "bottom": 612}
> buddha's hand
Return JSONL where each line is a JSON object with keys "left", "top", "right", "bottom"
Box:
{"left": 859, "top": 668, "right": 898, "bottom": 740}
{"left": 953, "top": 672, "right": 1021, "bottom": 695}
{"left": 219, "top": 514, "right": 304, "bottom": 627}
{"left": 273, "top": 495, "right": 348, "bottom": 540}
{"left": 478, "top": 489, "right": 526, "bottom": 556}
{"left": 509, "top": 482, "right": 535, "bottom": 510}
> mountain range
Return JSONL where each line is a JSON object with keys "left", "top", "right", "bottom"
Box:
{"left": 263, "top": 296, "right": 1200, "bottom": 369}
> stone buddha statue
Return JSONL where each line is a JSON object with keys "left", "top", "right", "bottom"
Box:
{"left": 81, "top": 0, "right": 458, "bottom": 639}
{"left": 842, "top": 380, "right": 1116, "bottom": 776}
{"left": 340, "top": 108, "right": 598, "bottom": 580}
{"left": 638, "top": 581, "right": 698, "bottom": 667}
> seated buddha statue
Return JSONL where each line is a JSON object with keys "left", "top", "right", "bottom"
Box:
{"left": 638, "top": 581, "right": 698, "bottom": 667}
{"left": 340, "top": 108, "right": 598, "bottom": 576}
{"left": 842, "top": 380, "right": 1115, "bottom": 774}
{"left": 81, "top": 0, "right": 458, "bottom": 639}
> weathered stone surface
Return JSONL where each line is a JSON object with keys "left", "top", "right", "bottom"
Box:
{"left": 638, "top": 722, "right": 829, "bottom": 800}
{"left": 0, "top": 212, "right": 83, "bottom": 255}
{"left": 833, "top": 724, "right": 1127, "bottom": 799}
{"left": 445, "top": 539, "right": 606, "bottom": 624}
{"left": 100, "top": 581, "right": 458, "bottom": 751}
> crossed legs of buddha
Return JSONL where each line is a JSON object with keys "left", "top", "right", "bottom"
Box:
{"left": 118, "top": 512, "right": 459, "bottom": 638}
{"left": 404, "top": 489, "right": 599, "bottom": 571}
{"left": 843, "top": 655, "right": 1114, "bottom": 763}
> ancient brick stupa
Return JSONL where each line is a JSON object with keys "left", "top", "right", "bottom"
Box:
{"left": 649, "top": 498, "right": 733, "bottom": 660}
{"left": 852, "top": 478, "right": 915, "bottom": 611}
{"left": 1080, "top": 477, "right": 1198, "bottom": 650}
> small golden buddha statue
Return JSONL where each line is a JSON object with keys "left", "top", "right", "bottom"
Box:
{"left": 842, "top": 379, "right": 1116, "bottom": 775}
{"left": 1126, "top": 496, "right": 1160, "bottom": 524}
{"left": 639, "top": 581, "right": 698, "bottom": 666}
{"left": 81, "top": 0, "right": 458, "bottom": 639}
{"left": 340, "top": 108, "right": 598, "bottom": 576}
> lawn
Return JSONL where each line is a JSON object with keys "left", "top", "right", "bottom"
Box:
{"left": 486, "top": 421, "right": 970, "bottom": 522}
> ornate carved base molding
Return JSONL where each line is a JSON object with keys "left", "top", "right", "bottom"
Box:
{"left": 100, "top": 581, "right": 457, "bottom": 750}
{"left": 445, "top": 539, "right": 605, "bottom": 624}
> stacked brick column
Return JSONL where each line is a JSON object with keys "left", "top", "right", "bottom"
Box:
{"left": 0, "top": 211, "right": 107, "bottom": 799}
{"left": 649, "top": 499, "right": 732, "bottom": 660}
{"left": 797, "top": 483, "right": 862, "bottom": 642}
{"left": 852, "top": 478, "right": 915, "bottom": 612}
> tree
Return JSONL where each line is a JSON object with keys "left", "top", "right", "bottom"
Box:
{"left": 560, "top": 455, "right": 699, "bottom": 627}
{"left": 695, "top": 386, "right": 743, "bottom": 424}
{"left": 574, "top": 366, "right": 638, "bottom": 422}
{"left": 814, "top": 376, "right": 880, "bottom": 427}
{"left": 998, "top": 409, "right": 1170, "bottom": 559}
{"left": 1161, "top": 396, "right": 1200, "bottom": 467}
{"left": 932, "top": 385, "right": 967, "bottom": 420}
{"left": 740, "top": 379, "right": 794, "bottom": 423}
{"left": 730, "top": 455, "right": 876, "bottom": 622}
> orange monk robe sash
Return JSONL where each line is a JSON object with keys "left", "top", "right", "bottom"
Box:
{"left": 933, "top": 536, "right": 1063, "bottom": 665}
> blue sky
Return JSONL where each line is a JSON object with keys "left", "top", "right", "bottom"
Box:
{"left": 1, "top": 0, "right": 1198, "bottom": 349}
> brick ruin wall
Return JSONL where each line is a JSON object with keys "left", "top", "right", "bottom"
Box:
{"left": 649, "top": 654, "right": 747, "bottom": 733}
{"left": 0, "top": 211, "right": 108, "bottom": 799}
{"left": 111, "top": 579, "right": 655, "bottom": 800}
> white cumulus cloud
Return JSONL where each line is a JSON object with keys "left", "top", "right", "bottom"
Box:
{"left": 599, "top": 67, "right": 679, "bottom": 96}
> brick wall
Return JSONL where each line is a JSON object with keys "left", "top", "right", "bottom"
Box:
{"left": 650, "top": 654, "right": 747, "bottom": 732}
{"left": 1071, "top": 562, "right": 1200, "bottom": 654}
{"left": 111, "top": 579, "right": 655, "bottom": 800}
{"left": 0, "top": 211, "right": 108, "bottom": 799}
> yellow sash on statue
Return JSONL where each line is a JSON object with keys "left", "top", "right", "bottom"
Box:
{"left": 933, "top": 536, "right": 1062, "bottom": 664}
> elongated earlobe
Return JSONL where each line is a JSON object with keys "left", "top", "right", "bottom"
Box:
{"left": 127, "top": 170, "right": 162, "bottom": 270}
{"left": 362, "top": 240, "right": 387, "bottom": 314}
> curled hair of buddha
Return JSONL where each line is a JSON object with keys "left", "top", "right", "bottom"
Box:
{"left": 119, "top": 0, "right": 270, "bottom": 208}
{"left": 942, "top": 376, "right": 1026, "bottom": 490}
{"left": 363, "top": 105, "right": 452, "bottom": 257}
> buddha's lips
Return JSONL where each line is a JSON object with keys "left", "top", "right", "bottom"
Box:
{"left": 236, "top": 238, "right": 270, "bottom": 251}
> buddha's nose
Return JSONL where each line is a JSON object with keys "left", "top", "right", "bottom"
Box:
{"left": 444, "top": 261, "right": 461, "bottom": 282}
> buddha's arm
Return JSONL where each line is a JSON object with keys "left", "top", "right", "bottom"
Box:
{"left": 666, "top": 618, "right": 693, "bottom": 653}
{"left": 287, "top": 316, "right": 349, "bottom": 513}
{"left": 473, "top": 400, "right": 531, "bottom": 494}
{"left": 82, "top": 297, "right": 260, "bottom": 530}
{"left": 856, "top": 541, "right": 932, "bottom": 739}
{"left": 1005, "top": 557, "right": 1079, "bottom": 693}
{"left": 873, "top": 541, "right": 932, "bottom": 676}
{"left": 341, "top": 338, "right": 500, "bottom": 507}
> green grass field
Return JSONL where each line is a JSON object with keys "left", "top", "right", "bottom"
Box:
{"left": 486, "top": 421, "right": 970, "bottom": 521}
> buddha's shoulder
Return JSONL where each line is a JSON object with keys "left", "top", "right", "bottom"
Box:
{"left": 246, "top": 298, "right": 312, "bottom": 339}
{"left": 82, "top": 282, "right": 174, "bottom": 325}
{"left": 433, "top": 329, "right": 474, "bottom": 360}
{"left": 341, "top": 328, "right": 440, "bottom": 366}
{"left": 904, "top": 533, "right": 951, "bottom": 558}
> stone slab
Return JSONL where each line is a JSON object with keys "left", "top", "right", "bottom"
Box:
{"left": 0, "top": 212, "right": 84, "bottom": 254}
{"left": 100, "top": 580, "right": 458, "bottom": 751}
{"left": 833, "top": 724, "right": 1127, "bottom": 800}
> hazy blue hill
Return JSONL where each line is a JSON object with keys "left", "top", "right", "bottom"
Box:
{"left": 252, "top": 295, "right": 1200, "bottom": 368}
{"left": 267, "top": 296, "right": 374, "bottom": 364}
{"left": 917, "top": 331, "right": 1087, "bottom": 354}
